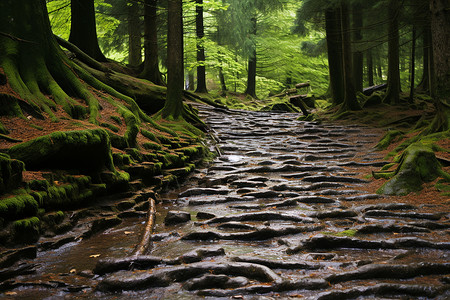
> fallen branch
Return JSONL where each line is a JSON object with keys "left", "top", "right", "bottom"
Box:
{"left": 132, "top": 198, "right": 156, "bottom": 256}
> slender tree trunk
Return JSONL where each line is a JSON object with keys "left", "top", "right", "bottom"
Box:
{"left": 417, "top": 25, "right": 431, "bottom": 92}
{"left": 340, "top": 3, "right": 360, "bottom": 111}
{"left": 367, "top": 49, "right": 374, "bottom": 86}
{"left": 429, "top": 0, "right": 450, "bottom": 132}
{"left": 377, "top": 64, "right": 383, "bottom": 79}
{"left": 244, "top": 17, "right": 257, "bottom": 99}
{"left": 69, "top": 0, "right": 107, "bottom": 62}
{"left": 352, "top": 4, "right": 364, "bottom": 92}
{"left": 195, "top": 0, "right": 207, "bottom": 93}
{"left": 383, "top": 0, "right": 401, "bottom": 104}
{"left": 128, "top": 0, "right": 142, "bottom": 67}
{"left": 409, "top": 25, "right": 416, "bottom": 103}
{"left": 219, "top": 66, "right": 227, "bottom": 93}
{"left": 162, "top": 0, "right": 184, "bottom": 118}
{"left": 188, "top": 70, "right": 195, "bottom": 91}
{"left": 141, "top": 0, "right": 164, "bottom": 85}
{"left": 325, "top": 8, "right": 344, "bottom": 105}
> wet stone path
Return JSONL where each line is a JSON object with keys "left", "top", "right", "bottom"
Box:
{"left": 3, "top": 105, "right": 450, "bottom": 299}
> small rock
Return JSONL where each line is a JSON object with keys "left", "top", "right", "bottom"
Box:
{"left": 196, "top": 212, "right": 216, "bottom": 220}
{"left": 165, "top": 211, "right": 191, "bottom": 225}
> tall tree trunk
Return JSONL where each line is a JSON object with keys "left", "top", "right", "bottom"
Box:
{"left": 195, "top": 0, "right": 207, "bottom": 93}
{"left": 409, "top": 25, "right": 416, "bottom": 103}
{"left": 188, "top": 70, "right": 195, "bottom": 91}
{"left": 141, "top": 0, "right": 164, "bottom": 85}
{"left": 128, "top": 0, "right": 142, "bottom": 67}
{"left": 352, "top": 4, "right": 364, "bottom": 92}
{"left": 417, "top": 25, "right": 432, "bottom": 92}
{"left": 325, "top": 8, "right": 344, "bottom": 105}
{"left": 162, "top": 0, "right": 184, "bottom": 118}
{"left": 244, "top": 17, "right": 257, "bottom": 99}
{"left": 69, "top": 0, "right": 107, "bottom": 62}
{"left": 219, "top": 66, "right": 227, "bottom": 93}
{"left": 428, "top": 0, "right": 450, "bottom": 132}
{"left": 383, "top": 0, "right": 401, "bottom": 104}
{"left": 340, "top": 3, "right": 360, "bottom": 111}
{"left": 367, "top": 48, "right": 374, "bottom": 86}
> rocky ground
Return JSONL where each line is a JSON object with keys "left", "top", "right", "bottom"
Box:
{"left": 1, "top": 104, "right": 449, "bottom": 299}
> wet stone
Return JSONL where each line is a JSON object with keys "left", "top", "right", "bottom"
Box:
{"left": 230, "top": 180, "right": 267, "bottom": 188}
{"left": 305, "top": 253, "right": 337, "bottom": 261}
{"left": 196, "top": 212, "right": 216, "bottom": 220}
{"left": 184, "top": 274, "right": 249, "bottom": 291}
{"left": 179, "top": 187, "right": 230, "bottom": 197}
{"left": 302, "top": 175, "right": 368, "bottom": 184}
{"left": 165, "top": 211, "right": 191, "bottom": 225}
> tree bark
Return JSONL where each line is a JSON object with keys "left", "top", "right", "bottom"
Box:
{"left": 367, "top": 49, "right": 374, "bottom": 86}
{"left": 141, "top": 0, "right": 164, "bottom": 85}
{"left": 409, "top": 25, "right": 416, "bottom": 103}
{"left": 352, "top": 4, "right": 364, "bottom": 93}
{"left": 244, "top": 17, "right": 257, "bottom": 99}
{"left": 69, "top": 0, "right": 107, "bottom": 62}
{"left": 340, "top": 3, "right": 360, "bottom": 111}
{"left": 325, "top": 8, "right": 344, "bottom": 105}
{"left": 429, "top": 0, "right": 450, "bottom": 132}
{"left": 383, "top": 0, "right": 401, "bottom": 104}
{"left": 417, "top": 25, "right": 432, "bottom": 92}
{"left": 162, "top": 0, "right": 184, "bottom": 118}
{"left": 195, "top": 0, "right": 208, "bottom": 93}
{"left": 128, "top": 0, "right": 142, "bottom": 67}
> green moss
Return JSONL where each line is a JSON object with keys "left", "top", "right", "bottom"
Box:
{"left": 380, "top": 163, "right": 397, "bottom": 171}
{"left": 376, "top": 130, "right": 404, "bottom": 150}
{"left": 12, "top": 216, "right": 40, "bottom": 242}
{"left": 118, "top": 107, "right": 139, "bottom": 148}
{"left": 0, "top": 154, "right": 24, "bottom": 193}
{"left": 377, "top": 142, "right": 448, "bottom": 195}
{"left": 100, "top": 122, "right": 120, "bottom": 133}
{"left": 125, "top": 148, "right": 143, "bottom": 162}
{"left": 8, "top": 129, "right": 115, "bottom": 173}
{"left": 28, "top": 124, "right": 44, "bottom": 131}
{"left": 141, "top": 129, "right": 159, "bottom": 143}
{"left": 112, "top": 153, "right": 133, "bottom": 167}
{"left": 0, "top": 194, "right": 38, "bottom": 219}
{"left": 142, "top": 142, "right": 162, "bottom": 151}
{"left": 28, "top": 179, "right": 51, "bottom": 191}
{"left": 110, "top": 115, "right": 122, "bottom": 125}
{"left": 322, "top": 229, "right": 357, "bottom": 237}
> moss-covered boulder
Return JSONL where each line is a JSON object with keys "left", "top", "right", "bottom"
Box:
{"left": 0, "top": 194, "right": 38, "bottom": 220}
{"left": 8, "top": 129, "right": 115, "bottom": 173}
{"left": 261, "top": 102, "right": 300, "bottom": 113}
{"left": 376, "top": 142, "right": 450, "bottom": 195}
{"left": 0, "top": 153, "right": 24, "bottom": 194}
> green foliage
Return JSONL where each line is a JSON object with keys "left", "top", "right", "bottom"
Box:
{"left": 0, "top": 194, "right": 39, "bottom": 220}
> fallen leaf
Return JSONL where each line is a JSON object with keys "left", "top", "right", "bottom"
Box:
{"left": 124, "top": 231, "right": 134, "bottom": 235}
{"left": 70, "top": 268, "right": 77, "bottom": 274}
{"left": 89, "top": 254, "right": 101, "bottom": 258}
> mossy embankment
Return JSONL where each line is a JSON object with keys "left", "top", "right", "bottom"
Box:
{"left": 0, "top": 100, "right": 212, "bottom": 245}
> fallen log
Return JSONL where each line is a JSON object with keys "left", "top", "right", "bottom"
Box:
{"left": 363, "top": 83, "right": 387, "bottom": 96}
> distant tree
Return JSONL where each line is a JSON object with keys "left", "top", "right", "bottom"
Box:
{"left": 352, "top": 3, "right": 363, "bottom": 92}
{"left": 195, "top": 0, "right": 208, "bottom": 93}
{"left": 141, "top": 0, "right": 165, "bottom": 85}
{"left": 69, "top": 0, "right": 107, "bottom": 61}
{"left": 128, "top": 0, "right": 143, "bottom": 67}
{"left": 383, "top": 0, "right": 401, "bottom": 104}
{"left": 340, "top": 2, "right": 360, "bottom": 111}
{"left": 161, "top": 0, "right": 184, "bottom": 118}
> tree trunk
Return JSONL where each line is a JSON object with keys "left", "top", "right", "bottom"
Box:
{"left": 141, "top": 0, "right": 164, "bottom": 85}
{"left": 325, "top": 8, "right": 344, "bottom": 105}
{"left": 128, "top": 0, "right": 142, "bottom": 67}
{"left": 188, "top": 70, "right": 195, "bottom": 91}
{"left": 352, "top": 4, "right": 363, "bottom": 93}
{"left": 409, "top": 25, "right": 416, "bottom": 103}
{"left": 383, "top": 0, "right": 401, "bottom": 104}
{"left": 162, "top": 0, "right": 184, "bottom": 118}
{"left": 417, "top": 25, "right": 432, "bottom": 92}
{"left": 244, "top": 17, "right": 257, "bottom": 99}
{"left": 367, "top": 48, "right": 374, "bottom": 86}
{"left": 340, "top": 3, "right": 360, "bottom": 111}
{"left": 69, "top": 0, "right": 107, "bottom": 62}
{"left": 195, "top": 0, "right": 207, "bottom": 93}
{"left": 429, "top": 0, "right": 450, "bottom": 132}
{"left": 219, "top": 66, "right": 227, "bottom": 93}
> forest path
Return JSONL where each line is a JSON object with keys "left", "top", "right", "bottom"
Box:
{"left": 4, "top": 105, "right": 450, "bottom": 299}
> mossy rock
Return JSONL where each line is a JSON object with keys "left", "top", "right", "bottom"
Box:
{"left": 0, "top": 194, "right": 38, "bottom": 220}
{"left": 142, "top": 141, "right": 162, "bottom": 151}
{"left": 0, "top": 154, "right": 24, "bottom": 194}
{"left": 377, "top": 142, "right": 450, "bottom": 195}
{"left": 8, "top": 129, "right": 115, "bottom": 173}
{"left": 261, "top": 102, "right": 300, "bottom": 113}
{"left": 12, "top": 217, "right": 40, "bottom": 243}
{"left": 363, "top": 92, "right": 383, "bottom": 108}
